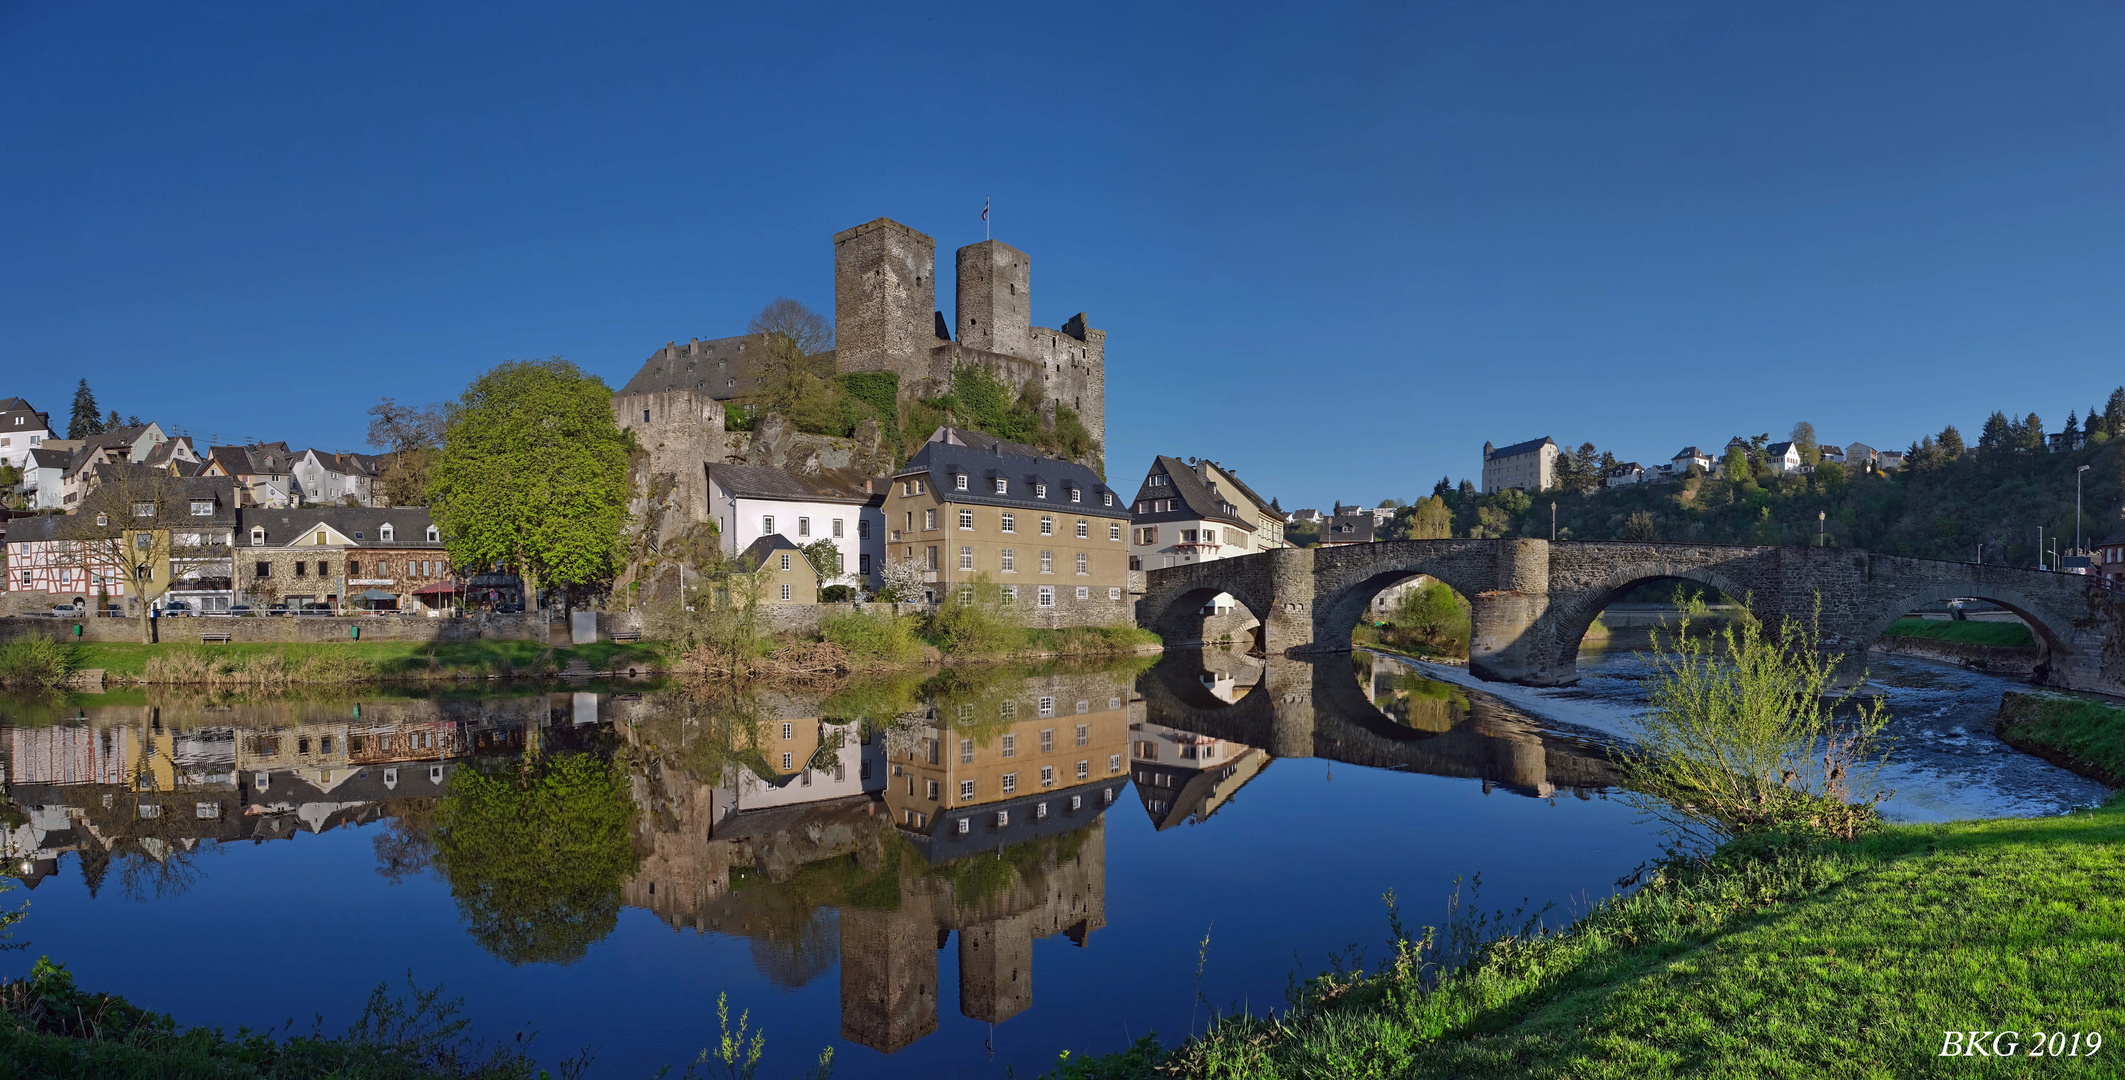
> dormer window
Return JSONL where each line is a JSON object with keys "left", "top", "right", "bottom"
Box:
{"left": 1103, "top": 492, "right": 1114, "bottom": 507}
{"left": 189, "top": 500, "right": 213, "bottom": 517}
{"left": 1070, "top": 487, "right": 1081, "bottom": 503}
{"left": 131, "top": 502, "right": 154, "bottom": 518}
{"left": 380, "top": 524, "right": 395, "bottom": 542}
{"left": 956, "top": 473, "right": 968, "bottom": 491}
{"left": 96, "top": 514, "right": 109, "bottom": 527}
{"left": 251, "top": 526, "right": 265, "bottom": 545}
{"left": 425, "top": 525, "right": 439, "bottom": 542}
{"left": 1035, "top": 483, "right": 1048, "bottom": 499}
{"left": 353, "top": 531, "right": 365, "bottom": 540}
{"left": 995, "top": 478, "right": 1008, "bottom": 495}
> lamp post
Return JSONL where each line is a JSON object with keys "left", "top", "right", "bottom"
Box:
{"left": 1818, "top": 510, "right": 1826, "bottom": 548}
{"left": 2077, "top": 464, "right": 2091, "bottom": 560}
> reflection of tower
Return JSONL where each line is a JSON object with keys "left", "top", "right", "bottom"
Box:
{"left": 839, "top": 905, "right": 938, "bottom": 1053}
{"left": 959, "top": 912, "right": 1034, "bottom": 1023}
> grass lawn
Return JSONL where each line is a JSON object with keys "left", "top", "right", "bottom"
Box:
{"left": 1997, "top": 691, "right": 2125, "bottom": 788}
{"left": 1879, "top": 617, "right": 2034, "bottom": 648}
{"left": 1061, "top": 799, "right": 2125, "bottom": 1079}
{"left": 73, "top": 638, "right": 673, "bottom": 680}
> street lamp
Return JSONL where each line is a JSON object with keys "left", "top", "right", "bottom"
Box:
{"left": 2077, "top": 464, "right": 2091, "bottom": 560}
{"left": 1818, "top": 510, "right": 1826, "bottom": 548}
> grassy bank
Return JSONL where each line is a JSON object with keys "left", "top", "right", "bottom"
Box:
{"left": 1997, "top": 690, "right": 2125, "bottom": 787}
{"left": 1878, "top": 616, "right": 2035, "bottom": 648}
{"left": 65, "top": 639, "right": 671, "bottom": 684}
{"left": 1056, "top": 797, "right": 2125, "bottom": 1079}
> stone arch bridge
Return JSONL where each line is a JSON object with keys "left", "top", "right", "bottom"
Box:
{"left": 1138, "top": 539, "right": 2125, "bottom": 695}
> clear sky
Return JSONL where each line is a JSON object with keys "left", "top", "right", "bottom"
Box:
{"left": 6, "top": 2, "right": 2124, "bottom": 512}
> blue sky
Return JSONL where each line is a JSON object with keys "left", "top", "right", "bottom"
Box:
{"left": 6, "top": 2, "right": 2124, "bottom": 512}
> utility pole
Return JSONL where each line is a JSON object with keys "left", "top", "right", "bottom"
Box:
{"left": 2077, "top": 464, "right": 2091, "bottom": 559}
{"left": 2038, "top": 526, "right": 2044, "bottom": 570}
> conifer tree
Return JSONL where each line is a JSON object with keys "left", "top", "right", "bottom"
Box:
{"left": 2023, "top": 413, "right": 2045, "bottom": 451}
{"left": 2105, "top": 388, "right": 2125, "bottom": 438}
{"left": 103, "top": 409, "right": 121, "bottom": 432}
{"left": 1978, "top": 411, "right": 2012, "bottom": 453}
{"left": 66, "top": 379, "right": 101, "bottom": 439}
{"left": 1938, "top": 425, "right": 1965, "bottom": 457}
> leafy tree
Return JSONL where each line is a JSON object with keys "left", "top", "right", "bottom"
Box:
{"left": 432, "top": 752, "right": 639, "bottom": 965}
{"left": 1938, "top": 425, "right": 1965, "bottom": 458}
{"left": 429, "top": 358, "right": 631, "bottom": 613}
{"left": 66, "top": 380, "right": 102, "bottom": 439}
{"left": 1791, "top": 421, "right": 1819, "bottom": 466}
{"left": 1402, "top": 496, "right": 1452, "bottom": 539}
{"left": 365, "top": 397, "right": 444, "bottom": 506}
{"left": 1722, "top": 444, "right": 1749, "bottom": 481}
{"left": 1621, "top": 510, "right": 1659, "bottom": 542}
{"left": 800, "top": 538, "right": 842, "bottom": 579}
{"left": 876, "top": 556, "right": 930, "bottom": 602}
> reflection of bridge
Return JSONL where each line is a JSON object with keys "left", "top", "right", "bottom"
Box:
{"left": 1139, "top": 539, "right": 2125, "bottom": 693}
{"left": 1135, "top": 652, "right": 1619, "bottom": 798}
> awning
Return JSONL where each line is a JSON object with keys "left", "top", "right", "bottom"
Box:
{"left": 358, "top": 589, "right": 397, "bottom": 601}
{"left": 413, "top": 582, "right": 464, "bottom": 595}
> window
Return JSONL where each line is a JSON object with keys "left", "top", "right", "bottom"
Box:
{"left": 251, "top": 526, "right": 264, "bottom": 544}
{"left": 959, "top": 509, "right": 974, "bottom": 530}
{"left": 780, "top": 553, "right": 791, "bottom": 571}
{"left": 957, "top": 816, "right": 970, "bottom": 834}
{"left": 1110, "top": 522, "right": 1123, "bottom": 541}
{"left": 1001, "top": 772, "right": 1017, "bottom": 794}
{"left": 798, "top": 517, "right": 810, "bottom": 537}
{"left": 1076, "top": 552, "right": 1089, "bottom": 574}
{"left": 1108, "top": 586, "right": 1122, "bottom": 600}
{"left": 782, "top": 722, "right": 793, "bottom": 739}
{"left": 1109, "top": 753, "right": 1122, "bottom": 773}
{"left": 1076, "top": 759, "right": 1090, "bottom": 779}
{"left": 1040, "top": 551, "right": 1054, "bottom": 573}
{"left": 763, "top": 514, "right": 776, "bottom": 535}
{"left": 1076, "top": 586, "right": 1090, "bottom": 600}
{"left": 1040, "top": 729, "right": 1054, "bottom": 752}
{"left": 1038, "top": 586, "right": 1054, "bottom": 607}
{"left": 1071, "top": 487, "right": 1082, "bottom": 503}
{"left": 295, "top": 561, "right": 306, "bottom": 577}
{"left": 1000, "top": 513, "right": 1015, "bottom": 533}
{"left": 644, "top": 409, "right": 652, "bottom": 423}
{"left": 1037, "top": 801, "right": 1049, "bottom": 819}
{"left": 1000, "top": 548, "right": 1015, "bottom": 572}
{"left": 780, "top": 583, "right": 792, "bottom": 601}
{"left": 833, "top": 518, "right": 844, "bottom": 538}
{"left": 426, "top": 525, "right": 439, "bottom": 542}
{"left": 255, "top": 561, "right": 270, "bottom": 578}
{"left": 995, "top": 477, "right": 1008, "bottom": 494}
{"left": 960, "top": 738, "right": 974, "bottom": 763}
{"left": 959, "top": 779, "right": 975, "bottom": 801}
{"left": 132, "top": 502, "right": 153, "bottom": 518}
{"left": 926, "top": 545, "right": 939, "bottom": 570}
{"left": 1035, "top": 483, "right": 1047, "bottom": 498}
{"left": 859, "top": 553, "right": 871, "bottom": 573}
{"left": 924, "top": 509, "right": 937, "bottom": 530}
{"left": 380, "top": 524, "right": 394, "bottom": 541}
{"left": 1142, "top": 526, "right": 1158, "bottom": 544}
{"left": 959, "top": 546, "right": 973, "bottom": 570}
{"left": 349, "top": 560, "right": 361, "bottom": 576}
{"left": 857, "top": 519, "right": 869, "bottom": 539}
{"left": 1104, "top": 492, "right": 1114, "bottom": 507}
{"left": 1040, "top": 765, "right": 1055, "bottom": 788}
{"left": 1039, "top": 696, "right": 1055, "bottom": 717}
{"left": 1002, "top": 584, "right": 1017, "bottom": 603}
{"left": 1001, "top": 734, "right": 1016, "bottom": 757}
{"left": 1076, "top": 723, "right": 1089, "bottom": 746}
{"left": 1040, "top": 516, "right": 1054, "bottom": 536}
{"left": 189, "top": 500, "right": 213, "bottom": 517}
{"left": 997, "top": 809, "right": 1011, "bottom": 827}
{"left": 926, "top": 779, "right": 939, "bottom": 799}
{"left": 782, "top": 752, "right": 794, "bottom": 770}
{"left": 956, "top": 473, "right": 969, "bottom": 491}
{"left": 1076, "top": 520, "right": 1088, "bottom": 538}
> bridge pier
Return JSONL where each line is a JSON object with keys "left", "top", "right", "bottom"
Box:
{"left": 1469, "top": 539, "right": 1578, "bottom": 686}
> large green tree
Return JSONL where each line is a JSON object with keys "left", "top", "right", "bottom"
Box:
{"left": 429, "top": 358, "right": 631, "bottom": 611}
{"left": 66, "top": 380, "right": 101, "bottom": 439}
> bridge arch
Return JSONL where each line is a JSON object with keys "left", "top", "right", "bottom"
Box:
{"left": 1545, "top": 565, "right": 1761, "bottom": 672}
{"left": 1307, "top": 540, "right": 1501, "bottom": 654}
{"left": 1848, "top": 582, "right": 2070, "bottom": 661}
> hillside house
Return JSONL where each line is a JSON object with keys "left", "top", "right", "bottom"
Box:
{"left": 0, "top": 398, "right": 52, "bottom": 470}
{"left": 706, "top": 464, "right": 884, "bottom": 594}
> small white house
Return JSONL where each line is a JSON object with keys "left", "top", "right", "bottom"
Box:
{"left": 1763, "top": 441, "right": 1803, "bottom": 475}
{"left": 1670, "top": 446, "right": 1714, "bottom": 475}
{"left": 0, "top": 398, "right": 52, "bottom": 470}
{"left": 1604, "top": 462, "right": 1645, "bottom": 488}
{"left": 706, "top": 464, "right": 885, "bottom": 594}
{"left": 293, "top": 449, "right": 385, "bottom": 507}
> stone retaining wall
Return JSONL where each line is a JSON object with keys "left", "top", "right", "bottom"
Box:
{"left": 0, "top": 613, "right": 550, "bottom": 644}
{"left": 1870, "top": 634, "right": 2041, "bottom": 676}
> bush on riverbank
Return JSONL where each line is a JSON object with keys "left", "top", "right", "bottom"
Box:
{"left": 1053, "top": 796, "right": 2125, "bottom": 1079}
{"left": 1880, "top": 616, "right": 2035, "bottom": 648}
{"left": 0, "top": 635, "right": 80, "bottom": 691}
{"left": 1997, "top": 690, "right": 2125, "bottom": 787}
{"left": 817, "top": 607, "right": 927, "bottom": 663}
{"left": 61, "top": 640, "right": 671, "bottom": 685}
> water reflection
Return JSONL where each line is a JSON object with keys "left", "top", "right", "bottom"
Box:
{"left": 0, "top": 652, "right": 1630, "bottom": 1064}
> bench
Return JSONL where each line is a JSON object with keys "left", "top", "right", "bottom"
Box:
{"left": 611, "top": 630, "right": 642, "bottom": 643}
{"left": 200, "top": 632, "right": 233, "bottom": 644}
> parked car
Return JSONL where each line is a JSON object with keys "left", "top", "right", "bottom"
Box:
{"left": 266, "top": 603, "right": 290, "bottom": 615}
{"left": 49, "top": 604, "right": 80, "bottom": 617}
{"left": 226, "top": 605, "right": 252, "bottom": 617}
{"left": 161, "top": 601, "right": 193, "bottom": 617}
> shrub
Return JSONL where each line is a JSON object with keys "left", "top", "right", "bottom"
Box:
{"left": 925, "top": 576, "right": 1026, "bottom": 656}
{"left": 818, "top": 608, "right": 922, "bottom": 663}
{"left": 0, "top": 636, "right": 80, "bottom": 691}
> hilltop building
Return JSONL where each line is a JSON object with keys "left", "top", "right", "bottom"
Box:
{"left": 1481, "top": 437, "right": 1558, "bottom": 494}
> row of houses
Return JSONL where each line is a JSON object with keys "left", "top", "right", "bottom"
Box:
{"left": 1474, "top": 434, "right": 1912, "bottom": 495}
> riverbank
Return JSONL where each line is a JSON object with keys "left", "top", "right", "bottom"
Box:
{"left": 1997, "top": 690, "right": 2125, "bottom": 788}
{"left": 1058, "top": 795, "right": 2125, "bottom": 1078}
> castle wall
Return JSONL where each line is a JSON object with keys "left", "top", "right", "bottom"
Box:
{"left": 955, "top": 240, "right": 1031, "bottom": 358}
{"left": 613, "top": 387, "right": 725, "bottom": 553}
{"left": 835, "top": 219, "right": 946, "bottom": 383}
{"left": 625, "top": 334, "right": 768, "bottom": 402}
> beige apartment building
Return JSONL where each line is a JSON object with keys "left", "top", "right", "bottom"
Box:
{"left": 1481, "top": 437, "right": 1559, "bottom": 494}
{"left": 883, "top": 428, "right": 1131, "bottom": 626}
{"left": 879, "top": 674, "right": 1133, "bottom": 836}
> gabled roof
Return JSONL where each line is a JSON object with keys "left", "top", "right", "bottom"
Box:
{"left": 1486, "top": 437, "right": 1556, "bottom": 460}
{"left": 737, "top": 533, "right": 815, "bottom": 575}
{"left": 1607, "top": 462, "right": 1643, "bottom": 476}
{"left": 899, "top": 428, "right": 1125, "bottom": 519}
{"left": 239, "top": 507, "right": 440, "bottom": 547}
{"left": 1673, "top": 446, "right": 1709, "bottom": 460}
{"left": 0, "top": 399, "right": 48, "bottom": 429}
{"left": 1322, "top": 514, "right": 1375, "bottom": 543}
{"left": 1132, "top": 456, "right": 1251, "bottom": 529}
{"left": 24, "top": 447, "right": 70, "bottom": 469}
{"left": 1766, "top": 441, "right": 1796, "bottom": 456}
{"left": 707, "top": 463, "right": 878, "bottom": 505}
{"left": 298, "top": 449, "right": 386, "bottom": 477}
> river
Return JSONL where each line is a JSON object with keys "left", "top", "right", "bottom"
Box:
{"left": 0, "top": 644, "right": 2104, "bottom": 1077}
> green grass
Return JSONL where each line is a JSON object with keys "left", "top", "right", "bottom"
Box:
{"left": 1022, "top": 623, "right": 1163, "bottom": 656}
{"left": 1997, "top": 691, "right": 2125, "bottom": 787}
{"left": 1054, "top": 799, "right": 2125, "bottom": 1079}
{"left": 70, "top": 639, "right": 673, "bottom": 682}
{"left": 1879, "top": 617, "right": 2034, "bottom": 648}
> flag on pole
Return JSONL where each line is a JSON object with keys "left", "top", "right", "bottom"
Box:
{"left": 981, "top": 198, "right": 989, "bottom": 223}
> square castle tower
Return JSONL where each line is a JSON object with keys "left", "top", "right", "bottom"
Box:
{"left": 620, "top": 217, "right": 1105, "bottom": 453}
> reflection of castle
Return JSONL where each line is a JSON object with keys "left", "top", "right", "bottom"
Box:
{"left": 618, "top": 673, "right": 1132, "bottom": 1055}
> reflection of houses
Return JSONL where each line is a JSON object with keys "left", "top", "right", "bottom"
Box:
{"left": 1128, "top": 722, "right": 1270, "bottom": 830}
{"left": 726, "top": 718, "right": 879, "bottom": 813}
{"left": 878, "top": 675, "right": 1131, "bottom": 835}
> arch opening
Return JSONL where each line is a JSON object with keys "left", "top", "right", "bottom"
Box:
{"left": 1858, "top": 587, "right": 2056, "bottom": 676}
{"left": 1345, "top": 572, "right": 1473, "bottom": 663}
{"left": 1570, "top": 576, "right": 1745, "bottom": 662}
{"left": 1148, "top": 585, "right": 1265, "bottom": 652}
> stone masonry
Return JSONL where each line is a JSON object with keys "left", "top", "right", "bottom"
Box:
{"left": 1139, "top": 540, "right": 2125, "bottom": 697}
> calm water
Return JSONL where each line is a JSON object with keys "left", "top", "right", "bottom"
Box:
{"left": 0, "top": 643, "right": 2100, "bottom": 1078}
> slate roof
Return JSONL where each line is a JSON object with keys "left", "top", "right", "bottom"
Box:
{"left": 1673, "top": 446, "right": 1710, "bottom": 460}
{"left": 898, "top": 427, "right": 1126, "bottom": 519}
{"left": 7, "top": 472, "right": 239, "bottom": 541}
{"left": 24, "top": 447, "right": 69, "bottom": 470}
{"left": 736, "top": 533, "right": 812, "bottom": 574}
{"left": 300, "top": 449, "right": 386, "bottom": 477}
{"left": 617, "top": 333, "right": 773, "bottom": 397}
{"left": 1607, "top": 462, "right": 1643, "bottom": 476}
{"left": 707, "top": 463, "right": 878, "bottom": 505}
{"left": 1321, "top": 515, "right": 1375, "bottom": 543}
{"left": 207, "top": 442, "right": 296, "bottom": 477}
{"left": 1131, "top": 456, "right": 1252, "bottom": 529}
{"left": 239, "top": 506, "right": 441, "bottom": 547}
{"left": 1200, "top": 460, "right": 1275, "bottom": 519}
{"left": 1766, "top": 441, "right": 1796, "bottom": 456}
{"left": 1486, "top": 436, "right": 1555, "bottom": 460}
{"left": 0, "top": 399, "right": 48, "bottom": 429}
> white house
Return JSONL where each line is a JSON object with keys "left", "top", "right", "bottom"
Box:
{"left": 1671, "top": 446, "right": 1715, "bottom": 476}
{"left": 719, "top": 717, "right": 884, "bottom": 815}
{"left": 1129, "top": 456, "right": 1277, "bottom": 570}
{"left": 1605, "top": 462, "right": 1645, "bottom": 487}
{"left": 293, "top": 449, "right": 385, "bottom": 507}
{"left": 1819, "top": 444, "right": 1846, "bottom": 466}
{"left": 1844, "top": 442, "right": 1878, "bottom": 471}
{"left": 20, "top": 447, "right": 69, "bottom": 509}
{"left": 0, "top": 398, "right": 52, "bottom": 470}
{"left": 1876, "top": 448, "right": 1904, "bottom": 471}
{"left": 706, "top": 464, "right": 885, "bottom": 594}
{"left": 1763, "top": 441, "right": 1803, "bottom": 474}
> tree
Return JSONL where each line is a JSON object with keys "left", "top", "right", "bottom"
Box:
{"left": 876, "top": 556, "right": 929, "bottom": 602}
{"left": 2021, "top": 413, "right": 2046, "bottom": 452}
{"left": 2065, "top": 411, "right": 2081, "bottom": 441}
{"left": 365, "top": 397, "right": 444, "bottom": 506}
{"left": 1620, "top": 510, "right": 1659, "bottom": 542}
{"left": 1404, "top": 495, "right": 1452, "bottom": 539}
{"left": 1722, "top": 444, "right": 1750, "bottom": 481}
{"left": 102, "top": 409, "right": 121, "bottom": 432}
{"left": 66, "top": 380, "right": 102, "bottom": 439}
{"left": 429, "top": 358, "right": 632, "bottom": 614}
{"left": 1937, "top": 425, "right": 1965, "bottom": 458}
{"left": 1979, "top": 411, "right": 2013, "bottom": 454}
{"left": 799, "top": 538, "right": 842, "bottom": 580}
{"left": 2107, "top": 387, "right": 2125, "bottom": 438}
{"left": 1791, "top": 421, "right": 1819, "bottom": 466}
{"left": 748, "top": 298, "right": 861, "bottom": 437}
